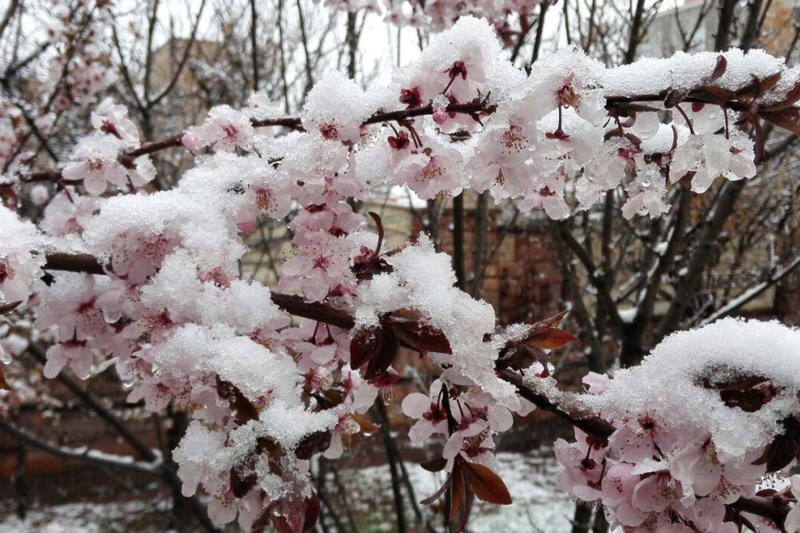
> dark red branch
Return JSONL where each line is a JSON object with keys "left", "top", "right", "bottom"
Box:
{"left": 251, "top": 117, "right": 304, "bottom": 130}
{"left": 269, "top": 293, "right": 355, "bottom": 330}
{"left": 496, "top": 368, "right": 614, "bottom": 442}
{"left": 122, "top": 134, "right": 183, "bottom": 161}
{"left": 43, "top": 253, "right": 105, "bottom": 275}
{"left": 730, "top": 495, "right": 790, "bottom": 525}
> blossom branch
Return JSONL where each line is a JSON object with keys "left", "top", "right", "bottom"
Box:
{"left": 36, "top": 251, "right": 800, "bottom": 530}
{"left": 40, "top": 252, "right": 599, "bottom": 433}
{"left": 21, "top": 70, "right": 800, "bottom": 186}
{"left": 496, "top": 368, "right": 614, "bottom": 442}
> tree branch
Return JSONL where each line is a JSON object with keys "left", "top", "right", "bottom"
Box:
{"left": 0, "top": 419, "right": 160, "bottom": 475}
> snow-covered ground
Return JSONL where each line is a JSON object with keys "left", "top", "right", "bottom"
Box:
{"left": 337, "top": 449, "right": 576, "bottom": 532}
{"left": 0, "top": 499, "right": 176, "bottom": 533}
{"left": 0, "top": 450, "right": 576, "bottom": 532}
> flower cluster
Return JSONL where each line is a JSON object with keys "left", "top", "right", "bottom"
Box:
{"left": 0, "top": 207, "right": 45, "bottom": 311}
{"left": 62, "top": 100, "right": 155, "bottom": 195}
{"left": 402, "top": 378, "right": 519, "bottom": 471}
{"left": 0, "top": 1, "right": 115, "bottom": 176}
{"left": 45, "top": 1, "right": 115, "bottom": 111}
{"left": 556, "top": 319, "right": 800, "bottom": 532}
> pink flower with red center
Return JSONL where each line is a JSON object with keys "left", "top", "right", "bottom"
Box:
{"left": 554, "top": 428, "right": 607, "bottom": 502}
{"left": 290, "top": 202, "right": 365, "bottom": 238}
{"left": 393, "top": 141, "right": 464, "bottom": 200}
{"left": 62, "top": 134, "right": 128, "bottom": 196}
{"left": 183, "top": 105, "right": 254, "bottom": 152}
{"left": 43, "top": 338, "right": 94, "bottom": 379}
{"left": 401, "top": 381, "right": 451, "bottom": 445}
{"left": 443, "top": 420, "right": 498, "bottom": 471}
{"left": 470, "top": 122, "right": 532, "bottom": 199}
{"left": 319, "top": 124, "right": 339, "bottom": 141}
{"left": 400, "top": 87, "right": 421, "bottom": 109}
{"left": 278, "top": 230, "right": 356, "bottom": 302}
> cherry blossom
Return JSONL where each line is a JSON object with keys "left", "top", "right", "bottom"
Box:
{"left": 401, "top": 380, "right": 451, "bottom": 444}
{"left": 183, "top": 105, "right": 255, "bottom": 152}
{"left": 669, "top": 132, "right": 757, "bottom": 193}
{"left": 0, "top": 206, "right": 44, "bottom": 307}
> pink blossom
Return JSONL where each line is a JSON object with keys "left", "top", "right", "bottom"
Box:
{"left": 554, "top": 429, "right": 606, "bottom": 502}
{"left": 43, "top": 339, "right": 94, "bottom": 379}
{"left": 401, "top": 387, "right": 449, "bottom": 444}
{"left": 393, "top": 142, "right": 464, "bottom": 200}
{"left": 278, "top": 231, "right": 356, "bottom": 302}
{"left": 183, "top": 105, "right": 254, "bottom": 152}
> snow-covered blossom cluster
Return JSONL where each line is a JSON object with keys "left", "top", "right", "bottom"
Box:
{"left": 556, "top": 319, "right": 800, "bottom": 533}
{"left": 0, "top": 208, "right": 44, "bottom": 311}
{"left": 2, "top": 15, "right": 800, "bottom": 533}
{"left": 298, "top": 17, "right": 789, "bottom": 220}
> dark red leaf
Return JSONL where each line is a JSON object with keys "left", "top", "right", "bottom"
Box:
{"left": 295, "top": 430, "right": 332, "bottom": 460}
{"left": 394, "top": 320, "right": 452, "bottom": 354}
{"left": 230, "top": 467, "right": 257, "bottom": 498}
{"left": 452, "top": 489, "right": 474, "bottom": 533}
{"left": 702, "top": 373, "right": 777, "bottom": 412}
{"left": 761, "top": 80, "right": 800, "bottom": 112}
{"left": 710, "top": 55, "right": 727, "bottom": 82}
{"left": 367, "top": 368, "right": 402, "bottom": 388}
{"left": 271, "top": 495, "right": 319, "bottom": 533}
{"left": 364, "top": 328, "right": 398, "bottom": 380}
{"left": 760, "top": 72, "right": 783, "bottom": 94}
{"left": 778, "top": 81, "right": 800, "bottom": 108}
{"left": 495, "top": 345, "right": 547, "bottom": 371}
{"left": 530, "top": 310, "right": 569, "bottom": 330}
{"left": 450, "top": 462, "right": 467, "bottom": 522}
{"left": 350, "top": 325, "right": 385, "bottom": 370}
{"left": 216, "top": 377, "right": 260, "bottom": 424}
{"left": 691, "top": 86, "right": 735, "bottom": 105}
{"left": 529, "top": 328, "right": 579, "bottom": 350}
{"left": 420, "top": 457, "right": 448, "bottom": 472}
{"left": 351, "top": 414, "right": 380, "bottom": 435}
{"left": 737, "top": 72, "right": 782, "bottom": 98}
{"left": 719, "top": 383, "right": 775, "bottom": 412}
{"left": 302, "top": 494, "right": 321, "bottom": 533}
{"left": 464, "top": 462, "right": 513, "bottom": 505}
{"left": 0, "top": 301, "right": 22, "bottom": 315}
{"left": 251, "top": 503, "right": 275, "bottom": 533}
{"left": 272, "top": 515, "right": 293, "bottom": 533}
{"left": 753, "top": 434, "right": 797, "bottom": 472}
{"left": 0, "top": 366, "right": 9, "bottom": 391}
{"left": 761, "top": 110, "right": 800, "bottom": 137}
